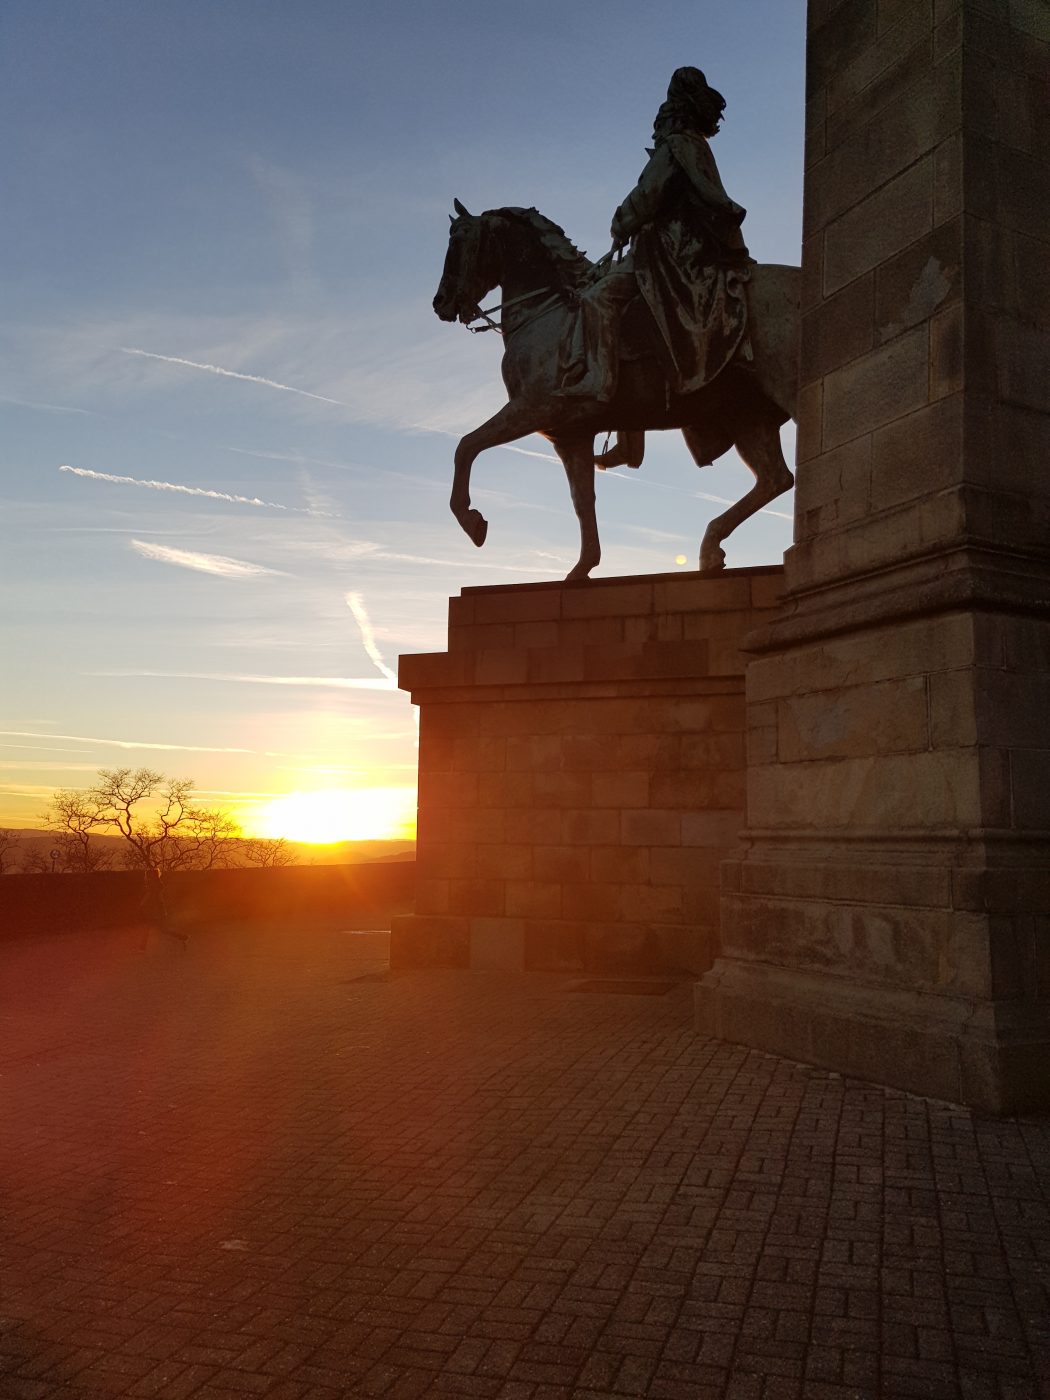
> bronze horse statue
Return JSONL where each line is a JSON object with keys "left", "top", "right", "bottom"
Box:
{"left": 433, "top": 202, "right": 799, "bottom": 580}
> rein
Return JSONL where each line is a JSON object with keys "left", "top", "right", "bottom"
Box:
{"left": 465, "top": 286, "right": 563, "bottom": 336}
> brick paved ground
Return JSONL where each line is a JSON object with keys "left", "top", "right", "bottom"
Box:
{"left": 1, "top": 923, "right": 1049, "bottom": 1400}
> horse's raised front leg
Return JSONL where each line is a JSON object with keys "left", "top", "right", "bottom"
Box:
{"left": 451, "top": 400, "right": 539, "bottom": 547}
{"left": 553, "top": 433, "right": 600, "bottom": 582}
{"left": 698, "top": 415, "right": 793, "bottom": 572}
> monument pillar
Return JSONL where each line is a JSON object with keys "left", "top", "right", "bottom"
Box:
{"left": 696, "top": 0, "right": 1050, "bottom": 1111}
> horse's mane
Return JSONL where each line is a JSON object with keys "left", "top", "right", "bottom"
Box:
{"left": 487, "top": 206, "right": 593, "bottom": 290}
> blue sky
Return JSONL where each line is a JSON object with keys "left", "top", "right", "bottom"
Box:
{"left": 1, "top": 0, "right": 805, "bottom": 836}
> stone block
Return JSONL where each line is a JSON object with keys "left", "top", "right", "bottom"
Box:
{"left": 796, "top": 378, "right": 824, "bottom": 464}
{"left": 800, "top": 273, "right": 875, "bottom": 385}
{"left": 801, "top": 232, "right": 824, "bottom": 314}
{"left": 505, "top": 735, "right": 563, "bottom": 772}
{"left": 794, "top": 437, "right": 873, "bottom": 534}
{"left": 934, "top": 132, "right": 963, "bottom": 223}
{"left": 1014, "top": 233, "right": 1050, "bottom": 328}
{"left": 474, "top": 843, "right": 533, "bottom": 881}
{"left": 532, "top": 770, "right": 593, "bottom": 810}
{"left": 681, "top": 810, "right": 744, "bottom": 848}
{"left": 504, "top": 880, "right": 561, "bottom": 919}
{"left": 591, "top": 771, "right": 650, "bottom": 809}
{"left": 532, "top": 845, "right": 590, "bottom": 884}
{"left": 928, "top": 668, "right": 979, "bottom": 747}
{"left": 389, "top": 914, "right": 469, "bottom": 969}
{"left": 505, "top": 807, "right": 565, "bottom": 844}
{"left": 680, "top": 733, "right": 746, "bottom": 769}
{"left": 620, "top": 884, "right": 684, "bottom": 923}
{"left": 448, "top": 878, "right": 505, "bottom": 917}
{"left": 827, "top": 21, "right": 934, "bottom": 151}
{"left": 471, "top": 918, "right": 525, "bottom": 971}
{"left": 999, "top": 147, "right": 1050, "bottom": 241}
{"left": 561, "top": 882, "right": 624, "bottom": 923}
{"left": 778, "top": 676, "right": 929, "bottom": 762}
{"left": 874, "top": 218, "right": 961, "bottom": 343}
{"left": 808, "top": 0, "right": 878, "bottom": 99}
{"left": 869, "top": 394, "right": 963, "bottom": 510}
{"left": 652, "top": 575, "right": 753, "bottom": 612}
{"left": 1009, "top": 748, "right": 1050, "bottom": 828}
{"left": 524, "top": 920, "right": 586, "bottom": 972}
{"left": 804, "top": 64, "right": 958, "bottom": 236}
{"left": 415, "top": 878, "right": 450, "bottom": 914}
{"left": 824, "top": 157, "right": 934, "bottom": 296}
{"left": 563, "top": 809, "right": 620, "bottom": 845}
{"left": 469, "top": 587, "right": 561, "bottom": 625}
{"left": 513, "top": 620, "right": 561, "bottom": 649}
{"left": 416, "top": 841, "right": 477, "bottom": 880}
{"left": 998, "top": 318, "right": 1050, "bottom": 413}
{"left": 651, "top": 770, "right": 744, "bottom": 809}
{"left": 561, "top": 581, "right": 654, "bottom": 619}
{"left": 823, "top": 323, "right": 930, "bottom": 448}
{"left": 526, "top": 647, "right": 586, "bottom": 685}
{"left": 929, "top": 300, "right": 963, "bottom": 400}
{"left": 748, "top": 750, "right": 983, "bottom": 830}
{"left": 590, "top": 845, "right": 650, "bottom": 884}
{"left": 620, "top": 809, "right": 682, "bottom": 846}
{"left": 650, "top": 846, "right": 720, "bottom": 887}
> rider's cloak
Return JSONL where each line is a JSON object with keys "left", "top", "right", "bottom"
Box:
{"left": 612, "top": 132, "right": 752, "bottom": 395}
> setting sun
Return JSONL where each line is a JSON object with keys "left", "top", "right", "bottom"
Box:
{"left": 254, "top": 787, "right": 416, "bottom": 843}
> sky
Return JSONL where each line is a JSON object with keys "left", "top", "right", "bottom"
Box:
{"left": 0, "top": 0, "right": 806, "bottom": 840}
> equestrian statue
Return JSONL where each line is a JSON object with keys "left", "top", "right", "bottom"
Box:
{"left": 432, "top": 67, "right": 800, "bottom": 580}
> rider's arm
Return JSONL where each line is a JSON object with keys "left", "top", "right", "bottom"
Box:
{"left": 610, "top": 143, "right": 680, "bottom": 244}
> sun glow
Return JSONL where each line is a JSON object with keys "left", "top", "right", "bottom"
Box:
{"left": 254, "top": 787, "right": 416, "bottom": 843}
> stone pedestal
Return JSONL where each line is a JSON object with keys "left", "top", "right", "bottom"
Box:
{"left": 696, "top": 0, "right": 1050, "bottom": 1113}
{"left": 393, "top": 568, "right": 782, "bottom": 975}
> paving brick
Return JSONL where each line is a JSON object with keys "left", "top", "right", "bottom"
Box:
{"left": 2, "top": 923, "right": 1049, "bottom": 1399}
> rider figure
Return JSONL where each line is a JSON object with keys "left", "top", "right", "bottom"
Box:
{"left": 558, "top": 67, "right": 752, "bottom": 411}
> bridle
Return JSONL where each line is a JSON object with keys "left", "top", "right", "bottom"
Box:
{"left": 464, "top": 286, "right": 563, "bottom": 336}
{"left": 450, "top": 213, "right": 567, "bottom": 337}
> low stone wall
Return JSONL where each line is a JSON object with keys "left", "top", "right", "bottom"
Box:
{"left": 393, "top": 567, "right": 783, "bottom": 975}
{"left": 0, "top": 862, "right": 416, "bottom": 938}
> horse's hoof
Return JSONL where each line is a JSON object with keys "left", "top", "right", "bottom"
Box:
{"left": 699, "top": 545, "right": 726, "bottom": 573}
{"left": 565, "top": 562, "right": 594, "bottom": 583}
{"left": 466, "top": 510, "right": 488, "bottom": 547}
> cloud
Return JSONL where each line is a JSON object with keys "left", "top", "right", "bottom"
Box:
{"left": 0, "top": 395, "right": 93, "bottom": 416}
{"left": 0, "top": 728, "right": 285, "bottom": 756}
{"left": 345, "top": 593, "right": 398, "bottom": 684}
{"left": 130, "top": 539, "right": 286, "bottom": 578}
{"left": 94, "top": 670, "right": 396, "bottom": 691}
{"left": 248, "top": 156, "right": 317, "bottom": 297}
{"left": 120, "top": 346, "right": 345, "bottom": 406}
{"left": 60, "top": 464, "right": 296, "bottom": 512}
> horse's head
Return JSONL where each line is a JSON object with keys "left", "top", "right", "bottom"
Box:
{"left": 433, "top": 199, "right": 500, "bottom": 324}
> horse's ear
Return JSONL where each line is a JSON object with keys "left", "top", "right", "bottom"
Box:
{"left": 453, "top": 197, "right": 472, "bottom": 218}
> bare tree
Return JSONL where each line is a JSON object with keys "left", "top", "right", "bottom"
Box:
{"left": 44, "top": 790, "right": 112, "bottom": 872}
{"left": 238, "top": 836, "right": 297, "bottom": 868}
{"left": 44, "top": 768, "right": 244, "bottom": 873}
{"left": 0, "top": 829, "right": 22, "bottom": 874}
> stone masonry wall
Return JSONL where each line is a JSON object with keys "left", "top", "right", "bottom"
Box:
{"left": 697, "top": 0, "right": 1050, "bottom": 1113}
{"left": 392, "top": 568, "right": 782, "bottom": 975}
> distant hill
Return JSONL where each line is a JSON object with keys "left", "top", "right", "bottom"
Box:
{"left": 0, "top": 828, "right": 414, "bottom": 871}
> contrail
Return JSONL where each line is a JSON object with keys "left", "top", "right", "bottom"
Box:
{"left": 95, "top": 669, "right": 395, "bottom": 691}
{"left": 130, "top": 539, "right": 285, "bottom": 578}
{"left": 60, "top": 464, "right": 293, "bottom": 511}
{"left": 120, "top": 346, "right": 345, "bottom": 406}
{"left": 346, "top": 593, "right": 398, "bottom": 684}
{"left": 0, "top": 728, "right": 275, "bottom": 756}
